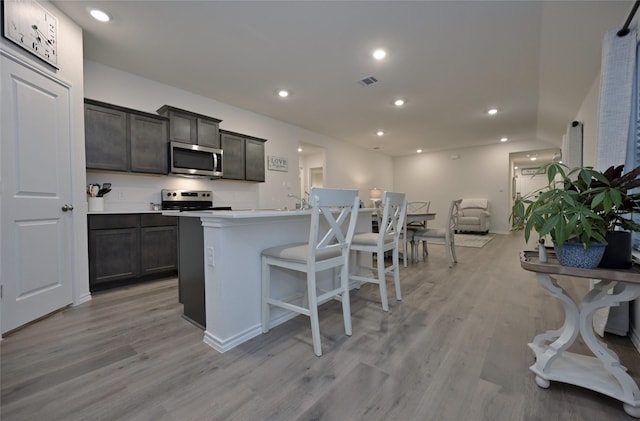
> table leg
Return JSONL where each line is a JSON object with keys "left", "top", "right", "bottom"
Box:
{"left": 528, "top": 273, "right": 580, "bottom": 387}
{"left": 403, "top": 219, "right": 408, "bottom": 267}
{"left": 579, "top": 280, "right": 640, "bottom": 417}
{"left": 529, "top": 273, "right": 640, "bottom": 417}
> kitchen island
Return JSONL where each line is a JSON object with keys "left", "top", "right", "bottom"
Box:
{"left": 169, "top": 208, "right": 373, "bottom": 353}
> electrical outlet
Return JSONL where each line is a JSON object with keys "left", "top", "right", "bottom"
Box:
{"left": 206, "top": 247, "right": 215, "bottom": 267}
{"left": 118, "top": 191, "right": 125, "bottom": 200}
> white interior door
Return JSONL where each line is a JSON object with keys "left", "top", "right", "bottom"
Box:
{"left": 1, "top": 54, "right": 73, "bottom": 333}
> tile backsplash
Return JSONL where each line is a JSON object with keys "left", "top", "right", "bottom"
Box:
{"left": 86, "top": 172, "right": 260, "bottom": 211}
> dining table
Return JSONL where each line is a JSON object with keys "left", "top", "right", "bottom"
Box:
{"left": 403, "top": 212, "right": 436, "bottom": 265}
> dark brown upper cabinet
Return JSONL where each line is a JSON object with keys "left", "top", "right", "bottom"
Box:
{"left": 85, "top": 99, "right": 168, "bottom": 174}
{"left": 157, "top": 105, "right": 222, "bottom": 149}
{"left": 220, "top": 129, "right": 266, "bottom": 182}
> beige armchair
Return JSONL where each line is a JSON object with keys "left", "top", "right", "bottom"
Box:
{"left": 456, "top": 198, "right": 490, "bottom": 234}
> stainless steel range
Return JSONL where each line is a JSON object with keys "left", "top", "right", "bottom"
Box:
{"left": 161, "top": 189, "right": 231, "bottom": 211}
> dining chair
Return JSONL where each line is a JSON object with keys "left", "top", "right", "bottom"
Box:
{"left": 405, "top": 200, "right": 430, "bottom": 263}
{"left": 261, "top": 187, "right": 360, "bottom": 356}
{"left": 399, "top": 227, "right": 414, "bottom": 268}
{"left": 413, "top": 199, "right": 461, "bottom": 268}
{"left": 406, "top": 201, "right": 431, "bottom": 230}
{"left": 373, "top": 199, "right": 413, "bottom": 267}
{"left": 349, "top": 191, "right": 407, "bottom": 311}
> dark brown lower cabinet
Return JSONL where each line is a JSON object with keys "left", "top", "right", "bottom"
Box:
{"left": 88, "top": 214, "right": 177, "bottom": 291}
{"left": 141, "top": 216, "right": 178, "bottom": 275}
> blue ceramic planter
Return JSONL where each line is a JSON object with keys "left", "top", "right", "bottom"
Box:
{"left": 553, "top": 241, "right": 606, "bottom": 269}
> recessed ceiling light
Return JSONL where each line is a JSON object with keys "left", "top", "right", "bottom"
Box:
{"left": 416, "top": 149, "right": 423, "bottom": 154}
{"left": 530, "top": 157, "right": 537, "bottom": 161}
{"left": 297, "top": 147, "right": 303, "bottom": 152}
{"left": 373, "top": 49, "right": 386, "bottom": 60}
{"left": 394, "top": 99, "right": 405, "bottom": 107}
{"left": 515, "top": 166, "right": 519, "bottom": 169}
{"left": 277, "top": 90, "right": 289, "bottom": 98}
{"left": 500, "top": 137, "right": 508, "bottom": 142}
{"left": 90, "top": 9, "right": 111, "bottom": 22}
{"left": 376, "top": 130, "right": 384, "bottom": 136}
{"left": 487, "top": 108, "right": 498, "bottom": 115}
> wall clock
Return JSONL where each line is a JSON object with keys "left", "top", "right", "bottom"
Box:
{"left": 2, "top": 0, "right": 58, "bottom": 68}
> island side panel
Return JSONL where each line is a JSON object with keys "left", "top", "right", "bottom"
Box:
{"left": 201, "top": 215, "right": 312, "bottom": 352}
{"left": 178, "top": 217, "right": 206, "bottom": 328}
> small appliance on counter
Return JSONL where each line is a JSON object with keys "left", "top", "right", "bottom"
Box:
{"left": 161, "top": 189, "right": 232, "bottom": 211}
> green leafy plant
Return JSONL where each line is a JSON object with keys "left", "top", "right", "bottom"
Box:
{"left": 511, "top": 162, "right": 640, "bottom": 249}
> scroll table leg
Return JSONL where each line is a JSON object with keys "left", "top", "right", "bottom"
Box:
{"left": 579, "top": 280, "right": 640, "bottom": 417}
{"left": 528, "top": 273, "right": 580, "bottom": 388}
{"left": 529, "top": 273, "right": 640, "bottom": 418}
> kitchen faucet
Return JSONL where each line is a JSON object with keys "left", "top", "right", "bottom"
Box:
{"left": 287, "top": 192, "right": 310, "bottom": 209}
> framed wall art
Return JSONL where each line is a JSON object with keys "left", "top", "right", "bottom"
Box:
{"left": 3, "top": 0, "right": 59, "bottom": 68}
{"left": 267, "top": 156, "right": 288, "bottom": 172}
{"left": 521, "top": 167, "right": 544, "bottom": 176}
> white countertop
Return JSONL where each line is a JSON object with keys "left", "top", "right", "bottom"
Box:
{"left": 169, "top": 209, "right": 311, "bottom": 219}
{"left": 87, "top": 210, "right": 172, "bottom": 215}
{"left": 90, "top": 208, "right": 377, "bottom": 218}
{"left": 169, "top": 208, "right": 375, "bottom": 219}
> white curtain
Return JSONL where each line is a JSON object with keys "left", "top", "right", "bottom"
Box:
{"left": 596, "top": 26, "right": 638, "bottom": 170}
{"left": 593, "top": 24, "right": 638, "bottom": 337}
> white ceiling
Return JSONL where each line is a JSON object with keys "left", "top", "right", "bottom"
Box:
{"left": 510, "top": 147, "right": 561, "bottom": 167}
{"left": 52, "top": 0, "right": 633, "bottom": 157}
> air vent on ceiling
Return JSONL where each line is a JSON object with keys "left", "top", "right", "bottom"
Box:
{"left": 359, "top": 76, "right": 378, "bottom": 86}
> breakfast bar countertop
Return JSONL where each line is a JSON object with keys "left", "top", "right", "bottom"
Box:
{"left": 171, "top": 207, "right": 376, "bottom": 219}
{"left": 88, "top": 210, "right": 174, "bottom": 215}
{"left": 173, "top": 209, "right": 311, "bottom": 219}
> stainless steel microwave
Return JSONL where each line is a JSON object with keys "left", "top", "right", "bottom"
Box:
{"left": 169, "top": 142, "right": 223, "bottom": 178}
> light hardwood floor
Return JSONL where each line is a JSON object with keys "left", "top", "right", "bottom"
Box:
{"left": 2, "top": 232, "right": 639, "bottom": 420}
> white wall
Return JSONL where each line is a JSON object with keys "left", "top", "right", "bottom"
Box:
{"left": 84, "top": 61, "right": 393, "bottom": 211}
{"left": 393, "top": 139, "right": 558, "bottom": 234}
{"left": 574, "top": 76, "right": 601, "bottom": 168}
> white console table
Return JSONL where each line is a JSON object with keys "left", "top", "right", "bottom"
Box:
{"left": 520, "top": 250, "right": 640, "bottom": 418}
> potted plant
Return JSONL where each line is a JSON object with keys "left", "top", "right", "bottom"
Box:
{"left": 584, "top": 164, "right": 640, "bottom": 268}
{"left": 511, "top": 162, "right": 640, "bottom": 268}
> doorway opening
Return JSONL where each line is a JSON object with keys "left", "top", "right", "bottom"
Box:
{"left": 298, "top": 143, "right": 325, "bottom": 198}
{"left": 509, "top": 148, "right": 561, "bottom": 228}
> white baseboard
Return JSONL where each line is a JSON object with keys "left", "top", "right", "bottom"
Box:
{"left": 203, "top": 324, "right": 262, "bottom": 353}
{"left": 73, "top": 292, "right": 92, "bottom": 306}
{"left": 202, "top": 310, "right": 299, "bottom": 353}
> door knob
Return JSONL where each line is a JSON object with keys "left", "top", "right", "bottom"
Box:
{"left": 61, "top": 204, "right": 74, "bottom": 212}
